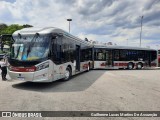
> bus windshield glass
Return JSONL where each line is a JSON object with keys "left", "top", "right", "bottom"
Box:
{"left": 11, "top": 34, "right": 50, "bottom": 61}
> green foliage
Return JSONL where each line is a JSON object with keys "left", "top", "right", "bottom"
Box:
{"left": 0, "top": 23, "right": 33, "bottom": 52}
{"left": 0, "top": 23, "right": 33, "bottom": 35}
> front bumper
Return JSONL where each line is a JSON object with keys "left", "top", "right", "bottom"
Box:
{"left": 8, "top": 69, "right": 51, "bottom": 82}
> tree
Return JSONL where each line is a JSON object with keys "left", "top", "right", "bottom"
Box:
{"left": 0, "top": 23, "right": 33, "bottom": 52}
{"left": 23, "top": 24, "right": 33, "bottom": 28}
{"left": 0, "top": 23, "right": 33, "bottom": 35}
{"left": 0, "top": 23, "right": 7, "bottom": 30}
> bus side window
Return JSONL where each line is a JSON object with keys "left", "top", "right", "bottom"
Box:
{"left": 119, "top": 50, "right": 126, "bottom": 61}
{"left": 114, "top": 50, "right": 119, "bottom": 61}
{"left": 51, "top": 38, "right": 56, "bottom": 61}
{"left": 51, "top": 36, "right": 62, "bottom": 64}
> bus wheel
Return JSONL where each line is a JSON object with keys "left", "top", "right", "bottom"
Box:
{"left": 64, "top": 67, "right": 71, "bottom": 81}
{"left": 128, "top": 62, "right": 134, "bottom": 70}
{"left": 137, "top": 63, "right": 143, "bottom": 69}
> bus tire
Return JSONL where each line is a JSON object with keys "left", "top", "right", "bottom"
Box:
{"left": 137, "top": 62, "right": 143, "bottom": 69}
{"left": 128, "top": 62, "right": 134, "bottom": 70}
{"left": 63, "top": 67, "right": 71, "bottom": 81}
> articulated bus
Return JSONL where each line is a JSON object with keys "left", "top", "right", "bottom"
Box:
{"left": 8, "top": 27, "right": 92, "bottom": 82}
{"left": 6, "top": 27, "right": 158, "bottom": 82}
{"left": 92, "top": 45, "right": 158, "bottom": 69}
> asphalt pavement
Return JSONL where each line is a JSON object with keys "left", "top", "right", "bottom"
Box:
{"left": 0, "top": 69, "right": 160, "bottom": 120}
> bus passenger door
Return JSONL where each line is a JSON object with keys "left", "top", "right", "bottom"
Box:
{"left": 148, "top": 51, "right": 151, "bottom": 67}
{"left": 76, "top": 45, "right": 80, "bottom": 71}
{"left": 145, "top": 51, "right": 151, "bottom": 67}
{"left": 106, "top": 50, "right": 113, "bottom": 67}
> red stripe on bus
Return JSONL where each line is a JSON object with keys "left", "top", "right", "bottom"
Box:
{"left": 10, "top": 66, "right": 36, "bottom": 72}
{"left": 114, "top": 63, "right": 128, "bottom": 66}
{"left": 83, "top": 64, "right": 88, "bottom": 69}
{"left": 151, "top": 63, "right": 156, "bottom": 66}
{"left": 114, "top": 63, "right": 119, "bottom": 66}
{"left": 118, "top": 63, "right": 127, "bottom": 66}
{"left": 100, "top": 63, "right": 106, "bottom": 66}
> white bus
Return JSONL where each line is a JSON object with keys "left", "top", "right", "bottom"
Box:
{"left": 8, "top": 27, "right": 92, "bottom": 82}
{"left": 92, "top": 44, "right": 158, "bottom": 69}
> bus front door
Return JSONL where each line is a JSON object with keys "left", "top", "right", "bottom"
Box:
{"left": 76, "top": 45, "right": 80, "bottom": 71}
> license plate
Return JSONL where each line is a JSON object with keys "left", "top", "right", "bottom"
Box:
{"left": 17, "top": 77, "right": 25, "bottom": 80}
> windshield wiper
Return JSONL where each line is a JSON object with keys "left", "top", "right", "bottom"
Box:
{"left": 14, "top": 46, "right": 21, "bottom": 59}
{"left": 26, "top": 33, "right": 39, "bottom": 56}
{"left": 32, "top": 33, "right": 39, "bottom": 42}
{"left": 27, "top": 46, "right": 31, "bottom": 57}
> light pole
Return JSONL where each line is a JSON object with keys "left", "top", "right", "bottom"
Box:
{"left": 140, "top": 16, "right": 143, "bottom": 47}
{"left": 67, "top": 19, "right": 72, "bottom": 33}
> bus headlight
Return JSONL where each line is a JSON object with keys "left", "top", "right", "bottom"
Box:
{"left": 36, "top": 62, "right": 49, "bottom": 71}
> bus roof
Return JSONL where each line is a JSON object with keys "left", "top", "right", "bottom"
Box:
{"left": 93, "top": 44, "right": 157, "bottom": 51}
{"left": 12, "top": 27, "right": 67, "bottom": 35}
{"left": 12, "top": 27, "right": 91, "bottom": 46}
{"left": 12, "top": 27, "right": 156, "bottom": 50}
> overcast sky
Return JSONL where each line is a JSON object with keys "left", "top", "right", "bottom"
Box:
{"left": 0, "top": 0, "right": 160, "bottom": 49}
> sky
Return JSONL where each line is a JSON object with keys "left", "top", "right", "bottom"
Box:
{"left": 0, "top": 0, "right": 160, "bottom": 49}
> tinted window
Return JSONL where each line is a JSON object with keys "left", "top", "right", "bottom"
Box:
{"left": 61, "top": 37, "right": 75, "bottom": 63}
{"left": 81, "top": 48, "right": 92, "bottom": 62}
{"left": 119, "top": 50, "right": 127, "bottom": 61}
{"left": 151, "top": 51, "right": 157, "bottom": 61}
{"left": 94, "top": 49, "right": 106, "bottom": 61}
{"left": 114, "top": 50, "right": 119, "bottom": 61}
{"left": 51, "top": 36, "right": 62, "bottom": 64}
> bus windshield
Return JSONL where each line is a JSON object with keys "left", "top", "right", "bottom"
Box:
{"left": 11, "top": 34, "right": 50, "bottom": 61}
